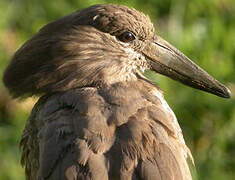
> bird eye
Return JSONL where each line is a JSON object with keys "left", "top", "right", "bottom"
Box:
{"left": 117, "top": 31, "right": 135, "bottom": 43}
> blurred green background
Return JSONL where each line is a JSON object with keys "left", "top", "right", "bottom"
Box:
{"left": 0, "top": 0, "right": 234, "bottom": 179}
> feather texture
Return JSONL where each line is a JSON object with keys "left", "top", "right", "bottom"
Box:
{"left": 20, "top": 80, "right": 192, "bottom": 180}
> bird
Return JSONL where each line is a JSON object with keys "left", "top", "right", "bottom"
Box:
{"left": 3, "top": 4, "right": 231, "bottom": 180}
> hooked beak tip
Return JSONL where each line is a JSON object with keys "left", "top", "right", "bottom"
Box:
{"left": 222, "top": 87, "right": 231, "bottom": 98}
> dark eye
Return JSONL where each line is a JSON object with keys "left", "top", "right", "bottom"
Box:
{"left": 117, "top": 31, "right": 135, "bottom": 43}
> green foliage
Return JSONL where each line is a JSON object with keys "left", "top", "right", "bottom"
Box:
{"left": 0, "top": 0, "right": 234, "bottom": 179}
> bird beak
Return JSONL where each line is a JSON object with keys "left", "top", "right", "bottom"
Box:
{"left": 142, "top": 36, "right": 231, "bottom": 98}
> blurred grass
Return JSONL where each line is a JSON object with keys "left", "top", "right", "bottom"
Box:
{"left": 0, "top": 0, "right": 235, "bottom": 179}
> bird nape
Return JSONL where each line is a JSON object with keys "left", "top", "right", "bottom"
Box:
{"left": 3, "top": 4, "right": 230, "bottom": 180}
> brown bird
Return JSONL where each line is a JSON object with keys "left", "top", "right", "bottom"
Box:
{"left": 3, "top": 4, "right": 230, "bottom": 180}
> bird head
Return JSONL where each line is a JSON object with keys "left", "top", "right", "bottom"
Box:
{"left": 3, "top": 4, "right": 231, "bottom": 98}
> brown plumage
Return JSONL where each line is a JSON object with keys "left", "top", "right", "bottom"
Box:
{"left": 3, "top": 4, "right": 230, "bottom": 180}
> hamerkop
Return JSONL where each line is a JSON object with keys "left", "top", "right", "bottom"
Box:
{"left": 3, "top": 4, "right": 231, "bottom": 180}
